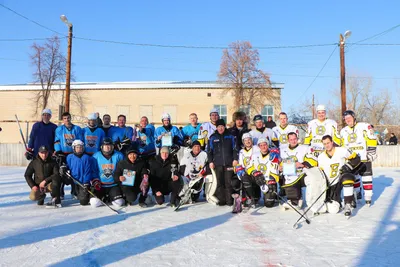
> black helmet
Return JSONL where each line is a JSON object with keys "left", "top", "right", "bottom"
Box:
{"left": 343, "top": 110, "right": 356, "bottom": 119}
{"left": 253, "top": 114, "right": 263, "bottom": 122}
{"left": 101, "top": 137, "right": 114, "bottom": 155}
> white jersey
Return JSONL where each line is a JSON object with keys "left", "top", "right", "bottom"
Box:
{"left": 197, "top": 122, "right": 216, "bottom": 149}
{"left": 180, "top": 150, "right": 208, "bottom": 179}
{"left": 250, "top": 128, "right": 276, "bottom": 147}
{"left": 280, "top": 144, "right": 317, "bottom": 185}
{"left": 340, "top": 122, "right": 377, "bottom": 161}
{"left": 239, "top": 145, "right": 260, "bottom": 169}
{"left": 317, "top": 147, "right": 355, "bottom": 186}
{"left": 271, "top": 124, "right": 299, "bottom": 151}
{"left": 252, "top": 151, "right": 280, "bottom": 180}
{"left": 304, "top": 119, "right": 341, "bottom": 154}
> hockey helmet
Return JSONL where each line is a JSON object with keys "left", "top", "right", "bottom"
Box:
{"left": 72, "top": 140, "right": 84, "bottom": 154}
{"left": 257, "top": 138, "right": 269, "bottom": 146}
{"left": 161, "top": 113, "right": 171, "bottom": 121}
{"left": 101, "top": 137, "right": 114, "bottom": 155}
{"left": 241, "top": 132, "right": 252, "bottom": 142}
{"left": 87, "top": 113, "right": 97, "bottom": 121}
{"left": 253, "top": 114, "right": 263, "bottom": 122}
{"left": 343, "top": 110, "right": 356, "bottom": 119}
{"left": 316, "top": 105, "right": 326, "bottom": 112}
{"left": 209, "top": 108, "right": 219, "bottom": 115}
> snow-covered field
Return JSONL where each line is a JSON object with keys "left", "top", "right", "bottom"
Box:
{"left": 0, "top": 167, "right": 399, "bottom": 267}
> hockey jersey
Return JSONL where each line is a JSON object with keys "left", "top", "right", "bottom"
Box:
{"left": 83, "top": 127, "right": 105, "bottom": 155}
{"left": 272, "top": 124, "right": 299, "bottom": 151}
{"left": 181, "top": 123, "right": 202, "bottom": 143}
{"left": 197, "top": 122, "right": 216, "bottom": 149}
{"left": 280, "top": 144, "right": 317, "bottom": 185}
{"left": 250, "top": 127, "right": 276, "bottom": 147}
{"left": 154, "top": 125, "right": 183, "bottom": 148}
{"left": 248, "top": 151, "right": 280, "bottom": 182}
{"left": 92, "top": 151, "right": 124, "bottom": 187}
{"left": 54, "top": 124, "right": 84, "bottom": 154}
{"left": 108, "top": 126, "right": 134, "bottom": 143}
{"left": 137, "top": 126, "right": 156, "bottom": 156}
{"left": 180, "top": 150, "right": 208, "bottom": 179}
{"left": 66, "top": 153, "right": 96, "bottom": 184}
{"left": 304, "top": 119, "right": 341, "bottom": 155}
{"left": 238, "top": 145, "right": 261, "bottom": 169}
{"left": 317, "top": 147, "right": 358, "bottom": 186}
{"left": 340, "top": 122, "right": 377, "bottom": 161}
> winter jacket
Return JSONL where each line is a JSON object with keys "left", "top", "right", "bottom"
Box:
{"left": 149, "top": 154, "right": 179, "bottom": 193}
{"left": 229, "top": 123, "right": 250, "bottom": 150}
{"left": 28, "top": 121, "right": 57, "bottom": 156}
{"left": 207, "top": 130, "right": 238, "bottom": 167}
{"left": 114, "top": 157, "right": 148, "bottom": 188}
{"left": 24, "top": 155, "right": 59, "bottom": 188}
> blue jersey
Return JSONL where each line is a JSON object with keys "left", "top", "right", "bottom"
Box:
{"left": 83, "top": 127, "right": 105, "bottom": 155}
{"left": 66, "top": 153, "right": 96, "bottom": 184}
{"left": 154, "top": 125, "right": 184, "bottom": 148}
{"left": 137, "top": 127, "right": 156, "bottom": 156}
{"left": 28, "top": 121, "right": 57, "bottom": 156}
{"left": 181, "top": 124, "right": 201, "bottom": 142}
{"left": 108, "top": 126, "right": 134, "bottom": 142}
{"left": 54, "top": 124, "right": 84, "bottom": 154}
{"left": 92, "top": 151, "right": 124, "bottom": 187}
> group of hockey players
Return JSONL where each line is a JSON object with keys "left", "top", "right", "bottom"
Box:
{"left": 23, "top": 104, "right": 377, "bottom": 218}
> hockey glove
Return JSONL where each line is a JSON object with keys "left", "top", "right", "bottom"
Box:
{"left": 252, "top": 171, "right": 266, "bottom": 186}
{"left": 234, "top": 165, "right": 245, "bottom": 179}
{"left": 183, "top": 137, "right": 192, "bottom": 147}
{"left": 25, "top": 148, "right": 34, "bottom": 161}
{"left": 140, "top": 175, "right": 149, "bottom": 195}
{"left": 269, "top": 149, "right": 281, "bottom": 164}
{"left": 366, "top": 146, "right": 377, "bottom": 162}
{"left": 59, "top": 165, "right": 68, "bottom": 176}
{"left": 117, "top": 138, "right": 131, "bottom": 151}
{"left": 91, "top": 179, "right": 102, "bottom": 191}
{"left": 267, "top": 179, "right": 277, "bottom": 193}
{"left": 339, "top": 163, "right": 353, "bottom": 175}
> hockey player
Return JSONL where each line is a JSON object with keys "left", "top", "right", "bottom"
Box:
{"left": 83, "top": 113, "right": 106, "bottom": 156}
{"left": 207, "top": 119, "right": 239, "bottom": 206}
{"left": 181, "top": 113, "right": 201, "bottom": 147}
{"left": 91, "top": 138, "right": 125, "bottom": 208}
{"left": 155, "top": 113, "right": 183, "bottom": 149}
{"left": 25, "top": 108, "right": 57, "bottom": 160}
{"left": 280, "top": 132, "right": 318, "bottom": 210}
{"left": 229, "top": 111, "right": 250, "bottom": 151}
{"left": 340, "top": 110, "right": 377, "bottom": 206}
{"left": 198, "top": 108, "right": 220, "bottom": 150}
{"left": 250, "top": 114, "right": 278, "bottom": 148}
{"left": 149, "top": 146, "right": 182, "bottom": 206}
{"left": 24, "top": 145, "right": 62, "bottom": 207}
{"left": 178, "top": 140, "right": 209, "bottom": 204}
{"left": 304, "top": 105, "right": 341, "bottom": 157}
{"left": 272, "top": 112, "right": 299, "bottom": 151}
{"left": 136, "top": 116, "right": 156, "bottom": 159}
{"left": 101, "top": 114, "right": 114, "bottom": 137}
{"left": 62, "top": 140, "right": 100, "bottom": 206}
{"left": 108, "top": 114, "right": 135, "bottom": 154}
{"left": 317, "top": 135, "right": 362, "bottom": 217}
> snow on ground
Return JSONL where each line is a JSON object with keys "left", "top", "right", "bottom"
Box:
{"left": 0, "top": 167, "right": 399, "bottom": 267}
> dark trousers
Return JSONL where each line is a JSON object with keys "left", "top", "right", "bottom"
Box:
{"left": 94, "top": 186, "right": 124, "bottom": 202}
{"left": 121, "top": 185, "right": 149, "bottom": 204}
{"left": 50, "top": 174, "right": 62, "bottom": 203}
{"left": 241, "top": 174, "right": 261, "bottom": 200}
{"left": 151, "top": 179, "right": 181, "bottom": 205}
{"left": 214, "top": 166, "right": 234, "bottom": 205}
{"left": 76, "top": 184, "right": 90, "bottom": 205}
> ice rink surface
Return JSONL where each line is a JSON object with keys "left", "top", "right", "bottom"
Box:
{"left": 0, "top": 166, "right": 399, "bottom": 267}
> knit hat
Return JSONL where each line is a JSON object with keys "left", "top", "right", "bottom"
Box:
{"left": 216, "top": 119, "right": 226, "bottom": 127}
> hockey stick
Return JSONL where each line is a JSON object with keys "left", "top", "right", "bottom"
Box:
{"left": 64, "top": 171, "right": 123, "bottom": 214}
{"left": 274, "top": 192, "right": 311, "bottom": 225}
{"left": 15, "top": 114, "right": 28, "bottom": 149}
{"left": 293, "top": 173, "right": 341, "bottom": 228}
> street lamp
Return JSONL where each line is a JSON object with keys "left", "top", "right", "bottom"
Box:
{"left": 339, "top": 30, "right": 351, "bottom": 124}
{"left": 60, "top": 15, "right": 73, "bottom": 113}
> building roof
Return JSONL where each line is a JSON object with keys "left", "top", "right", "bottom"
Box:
{"left": 0, "top": 81, "right": 284, "bottom": 91}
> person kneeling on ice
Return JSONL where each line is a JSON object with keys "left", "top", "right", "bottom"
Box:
{"left": 24, "top": 145, "right": 62, "bottom": 208}
{"left": 114, "top": 143, "right": 149, "bottom": 207}
{"left": 177, "top": 141, "right": 209, "bottom": 205}
{"left": 91, "top": 138, "right": 125, "bottom": 208}
{"left": 61, "top": 140, "right": 100, "bottom": 206}
{"left": 149, "top": 146, "right": 181, "bottom": 207}
{"left": 317, "top": 135, "right": 362, "bottom": 217}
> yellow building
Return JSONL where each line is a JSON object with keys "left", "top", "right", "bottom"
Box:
{"left": 0, "top": 81, "right": 283, "bottom": 143}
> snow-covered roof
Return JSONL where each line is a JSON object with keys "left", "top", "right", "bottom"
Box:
{"left": 0, "top": 81, "right": 284, "bottom": 91}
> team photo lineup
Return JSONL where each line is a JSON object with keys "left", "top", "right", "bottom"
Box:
{"left": 24, "top": 104, "right": 377, "bottom": 221}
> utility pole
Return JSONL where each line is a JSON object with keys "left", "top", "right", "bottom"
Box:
{"left": 60, "top": 15, "right": 73, "bottom": 113}
{"left": 312, "top": 94, "right": 315, "bottom": 119}
{"left": 339, "top": 30, "right": 351, "bottom": 125}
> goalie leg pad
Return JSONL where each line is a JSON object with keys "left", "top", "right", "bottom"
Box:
{"left": 304, "top": 167, "right": 327, "bottom": 214}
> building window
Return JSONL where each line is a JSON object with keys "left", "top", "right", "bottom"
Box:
{"left": 261, "top": 105, "right": 274, "bottom": 121}
{"left": 139, "top": 105, "right": 153, "bottom": 123}
{"left": 213, "top": 105, "right": 227, "bottom": 122}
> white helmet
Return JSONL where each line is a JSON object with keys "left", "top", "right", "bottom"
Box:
{"left": 316, "top": 105, "right": 326, "bottom": 112}
{"left": 242, "top": 133, "right": 252, "bottom": 142}
{"left": 72, "top": 139, "right": 84, "bottom": 149}
{"left": 257, "top": 138, "right": 269, "bottom": 146}
{"left": 41, "top": 108, "right": 52, "bottom": 115}
{"left": 210, "top": 108, "right": 219, "bottom": 115}
{"left": 87, "top": 113, "right": 97, "bottom": 120}
{"left": 161, "top": 113, "right": 171, "bottom": 121}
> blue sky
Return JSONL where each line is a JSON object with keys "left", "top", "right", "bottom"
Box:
{"left": 0, "top": 0, "right": 399, "bottom": 111}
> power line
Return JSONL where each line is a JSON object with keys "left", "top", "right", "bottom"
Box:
{"left": 353, "top": 23, "right": 400, "bottom": 44}
{"left": 0, "top": 38, "right": 62, "bottom": 42}
{"left": 0, "top": 3, "right": 62, "bottom": 35}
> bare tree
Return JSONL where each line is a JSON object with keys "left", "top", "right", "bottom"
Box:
{"left": 218, "top": 41, "right": 277, "bottom": 115}
{"left": 30, "top": 36, "right": 66, "bottom": 116}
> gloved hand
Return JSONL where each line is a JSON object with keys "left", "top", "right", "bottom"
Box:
{"left": 234, "top": 165, "right": 245, "bottom": 178}
{"left": 25, "top": 148, "right": 34, "bottom": 160}
{"left": 339, "top": 163, "right": 353, "bottom": 175}
{"left": 252, "top": 171, "right": 266, "bottom": 186}
{"left": 183, "top": 137, "right": 192, "bottom": 147}
{"left": 59, "top": 165, "right": 68, "bottom": 176}
{"left": 170, "top": 144, "right": 180, "bottom": 155}
{"left": 140, "top": 175, "right": 149, "bottom": 195}
{"left": 117, "top": 138, "right": 131, "bottom": 151}
{"left": 91, "top": 179, "right": 102, "bottom": 191}
{"left": 269, "top": 149, "right": 281, "bottom": 164}
{"left": 366, "top": 146, "right": 377, "bottom": 162}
